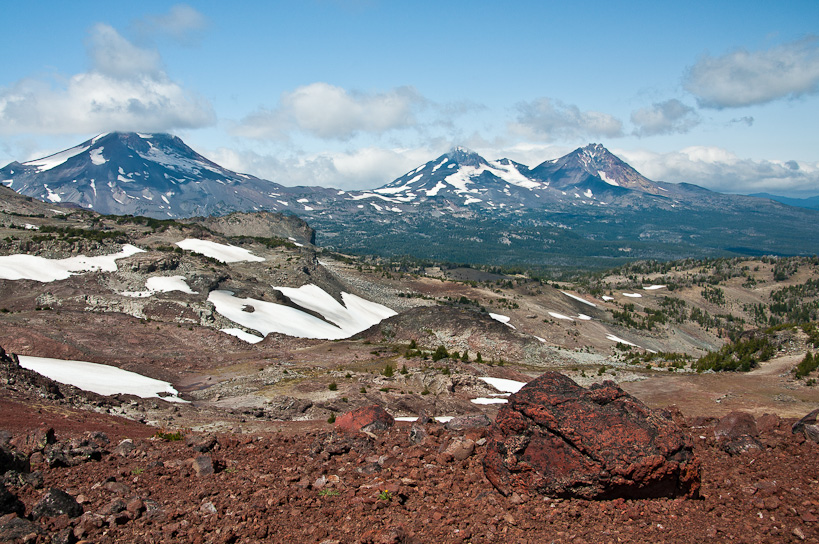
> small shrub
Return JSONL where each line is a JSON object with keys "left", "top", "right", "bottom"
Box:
{"left": 377, "top": 490, "right": 392, "bottom": 501}
{"left": 360, "top": 386, "right": 367, "bottom": 393}
{"left": 400, "top": 364, "right": 408, "bottom": 375}
{"left": 328, "top": 382, "right": 338, "bottom": 391}
{"left": 432, "top": 345, "right": 449, "bottom": 362}
{"left": 382, "top": 364, "right": 394, "bottom": 378}
{"left": 327, "top": 413, "right": 336, "bottom": 423}
{"left": 153, "top": 430, "right": 184, "bottom": 441}
{"left": 794, "top": 352, "right": 818, "bottom": 379}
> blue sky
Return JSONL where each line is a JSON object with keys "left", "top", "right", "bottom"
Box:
{"left": 2, "top": 1, "right": 818, "bottom": 196}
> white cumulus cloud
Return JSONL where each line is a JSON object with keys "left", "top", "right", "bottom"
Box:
{"left": 618, "top": 146, "right": 819, "bottom": 197}
{"left": 208, "top": 145, "right": 434, "bottom": 190}
{"left": 510, "top": 98, "right": 623, "bottom": 141}
{"left": 234, "top": 83, "right": 426, "bottom": 141}
{"left": 630, "top": 99, "right": 700, "bottom": 136}
{"left": 0, "top": 24, "right": 214, "bottom": 136}
{"left": 684, "top": 36, "right": 819, "bottom": 108}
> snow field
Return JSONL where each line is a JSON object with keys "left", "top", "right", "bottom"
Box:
{"left": 560, "top": 291, "right": 597, "bottom": 307}
{"left": 0, "top": 245, "right": 144, "bottom": 282}
{"left": 208, "top": 284, "right": 397, "bottom": 341}
{"left": 18, "top": 355, "right": 186, "bottom": 402}
{"left": 176, "top": 238, "right": 265, "bottom": 263}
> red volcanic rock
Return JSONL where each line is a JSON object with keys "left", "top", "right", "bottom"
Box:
{"left": 334, "top": 405, "right": 395, "bottom": 434}
{"left": 483, "top": 372, "right": 700, "bottom": 500}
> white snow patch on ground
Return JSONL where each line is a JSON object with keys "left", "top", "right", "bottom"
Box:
{"left": 220, "top": 328, "right": 264, "bottom": 344}
{"left": 606, "top": 334, "right": 641, "bottom": 347}
{"left": 18, "top": 355, "right": 185, "bottom": 402}
{"left": 471, "top": 398, "right": 509, "bottom": 405}
{"left": 24, "top": 144, "right": 91, "bottom": 172}
{"left": 549, "top": 312, "right": 574, "bottom": 321}
{"left": 622, "top": 292, "right": 643, "bottom": 298}
{"left": 644, "top": 285, "right": 666, "bottom": 290}
{"left": 602, "top": 295, "right": 615, "bottom": 301}
{"left": 534, "top": 336, "right": 547, "bottom": 343}
{"left": 479, "top": 377, "right": 526, "bottom": 393}
{"left": 89, "top": 148, "right": 106, "bottom": 165}
{"left": 576, "top": 314, "right": 593, "bottom": 320}
{"left": 121, "top": 276, "right": 197, "bottom": 298}
{"left": 24, "top": 224, "right": 39, "bottom": 230}
{"left": 489, "top": 313, "right": 516, "bottom": 329}
{"left": 0, "top": 245, "right": 144, "bottom": 282}
{"left": 489, "top": 313, "right": 510, "bottom": 324}
{"left": 208, "top": 285, "right": 396, "bottom": 341}
{"left": 584, "top": 189, "right": 593, "bottom": 198}
{"left": 560, "top": 291, "right": 597, "bottom": 307}
{"left": 176, "top": 239, "right": 265, "bottom": 263}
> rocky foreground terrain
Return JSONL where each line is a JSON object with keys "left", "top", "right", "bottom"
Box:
{"left": 1, "top": 193, "right": 819, "bottom": 542}
{"left": 1, "top": 347, "right": 819, "bottom": 544}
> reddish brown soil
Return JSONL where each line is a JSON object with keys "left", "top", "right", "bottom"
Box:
{"left": 3, "top": 411, "right": 819, "bottom": 544}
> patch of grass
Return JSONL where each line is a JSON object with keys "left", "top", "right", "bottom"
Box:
{"left": 153, "top": 429, "right": 184, "bottom": 441}
{"left": 319, "top": 489, "right": 340, "bottom": 497}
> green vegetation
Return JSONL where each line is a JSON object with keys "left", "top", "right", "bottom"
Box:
{"left": 328, "top": 382, "right": 338, "bottom": 391}
{"left": 431, "top": 345, "right": 449, "bottom": 362}
{"left": 153, "top": 430, "right": 184, "bottom": 441}
{"left": 377, "top": 490, "right": 393, "bottom": 501}
{"left": 693, "top": 336, "right": 775, "bottom": 372}
{"left": 381, "top": 364, "right": 394, "bottom": 378}
{"left": 793, "top": 352, "right": 818, "bottom": 379}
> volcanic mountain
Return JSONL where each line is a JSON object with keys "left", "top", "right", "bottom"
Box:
{"left": 0, "top": 132, "right": 334, "bottom": 218}
{"left": 3, "top": 134, "right": 819, "bottom": 267}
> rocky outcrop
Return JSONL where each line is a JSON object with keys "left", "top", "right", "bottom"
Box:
{"left": 193, "top": 211, "right": 315, "bottom": 245}
{"left": 334, "top": 405, "right": 394, "bottom": 434}
{"left": 483, "top": 372, "right": 700, "bottom": 500}
{"left": 792, "top": 408, "right": 819, "bottom": 443}
{"left": 714, "top": 411, "right": 762, "bottom": 455}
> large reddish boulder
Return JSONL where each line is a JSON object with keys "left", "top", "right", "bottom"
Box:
{"left": 483, "top": 372, "right": 700, "bottom": 500}
{"left": 334, "top": 405, "right": 394, "bottom": 434}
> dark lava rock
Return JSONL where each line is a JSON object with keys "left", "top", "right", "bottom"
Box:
{"left": 483, "top": 372, "right": 701, "bottom": 500}
{"left": 311, "top": 431, "right": 373, "bottom": 457}
{"left": 335, "top": 405, "right": 394, "bottom": 434}
{"left": 31, "top": 488, "right": 83, "bottom": 520}
{"left": 715, "top": 411, "right": 762, "bottom": 455}
{"left": 0, "top": 484, "right": 24, "bottom": 517}
{"left": 714, "top": 411, "right": 758, "bottom": 440}
{"left": 0, "top": 514, "right": 44, "bottom": 542}
{"left": 792, "top": 408, "right": 819, "bottom": 443}
{"left": 444, "top": 414, "right": 491, "bottom": 431}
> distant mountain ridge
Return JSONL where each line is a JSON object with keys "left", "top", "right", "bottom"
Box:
{"left": 3, "top": 133, "right": 819, "bottom": 269}
{"left": 749, "top": 192, "right": 819, "bottom": 211}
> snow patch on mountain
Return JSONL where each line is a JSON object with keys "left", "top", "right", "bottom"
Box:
{"left": 23, "top": 144, "right": 91, "bottom": 172}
